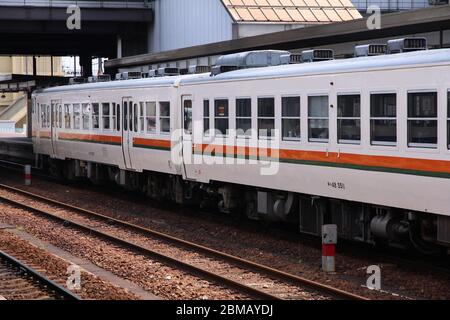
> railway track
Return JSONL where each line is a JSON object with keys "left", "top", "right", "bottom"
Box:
{"left": 0, "top": 182, "right": 367, "bottom": 300}
{"left": 0, "top": 249, "right": 80, "bottom": 300}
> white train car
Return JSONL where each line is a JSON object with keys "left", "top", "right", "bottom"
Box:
{"left": 32, "top": 46, "right": 450, "bottom": 253}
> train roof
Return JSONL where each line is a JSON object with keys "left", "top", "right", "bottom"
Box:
{"left": 36, "top": 48, "right": 450, "bottom": 95}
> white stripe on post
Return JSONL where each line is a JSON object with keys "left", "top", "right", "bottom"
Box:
{"left": 24, "top": 165, "right": 31, "bottom": 186}
{"left": 322, "top": 224, "right": 337, "bottom": 273}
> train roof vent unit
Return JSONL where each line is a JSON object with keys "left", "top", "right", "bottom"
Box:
{"left": 280, "top": 53, "right": 302, "bottom": 65}
{"left": 120, "top": 71, "right": 143, "bottom": 80}
{"left": 148, "top": 69, "right": 158, "bottom": 77}
{"left": 301, "top": 49, "right": 334, "bottom": 62}
{"left": 157, "top": 67, "right": 180, "bottom": 77}
{"left": 188, "top": 65, "right": 211, "bottom": 74}
{"left": 179, "top": 68, "right": 189, "bottom": 75}
{"left": 354, "top": 44, "right": 387, "bottom": 57}
{"left": 69, "top": 77, "right": 86, "bottom": 85}
{"left": 212, "top": 50, "right": 290, "bottom": 75}
{"left": 387, "top": 38, "right": 427, "bottom": 54}
{"left": 87, "top": 75, "right": 111, "bottom": 83}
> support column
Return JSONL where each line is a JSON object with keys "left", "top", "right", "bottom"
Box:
{"left": 117, "top": 36, "right": 123, "bottom": 59}
{"left": 80, "top": 55, "right": 93, "bottom": 77}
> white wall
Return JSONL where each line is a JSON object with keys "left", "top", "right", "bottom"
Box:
{"left": 150, "top": 0, "right": 233, "bottom": 53}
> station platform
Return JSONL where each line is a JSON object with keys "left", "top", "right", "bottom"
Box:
{"left": 0, "top": 133, "right": 33, "bottom": 163}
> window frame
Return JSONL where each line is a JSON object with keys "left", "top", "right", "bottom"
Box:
{"left": 257, "top": 96, "right": 275, "bottom": 139}
{"left": 64, "top": 104, "right": 72, "bottom": 129}
{"left": 102, "top": 102, "right": 111, "bottom": 131}
{"left": 92, "top": 103, "right": 100, "bottom": 130}
{"left": 281, "top": 95, "right": 301, "bottom": 142}
{"left": 82, "top": 103, "right": 90, "bottom": 130}
{"left": 369, "top": 92, "right": 397, "bottom": 147}
{"left": 337, "top": 93, "right": 361, "bottom": 145}
{"left": 235, "top": 97, "right": 252, "bottom": 138}
{"left": 159, "top": 101, "right": 171, "bottom": 134}
{"left": 407, "top": 91, "right": 438, "bottom": 149}
{"left": 203, "top": 99, "right": 211, "bottom": 136}
{"left": 307, "top": 94, "right": 329, "bottom": 143}
{"left": 214, "top": 98, "right": 229, "bottom": 137}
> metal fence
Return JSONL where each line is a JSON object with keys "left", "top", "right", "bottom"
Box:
{"left": 351, "top": 0, "right": 432, "bottom": 11}
{"left": 0, "top": 1, "right": 154, "bottom": 8}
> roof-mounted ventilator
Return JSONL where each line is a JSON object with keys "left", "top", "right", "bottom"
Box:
{"left": 354, "top": 44, "right": 387, "bottom": 57}
{"left": 157, "top": 67, "right": 180, "bottom": 77}
{"left": 387, "top": 38, "right": 427, "bottom": 54}
{"left": 188, "top": 65, "right": 211, "bottom": 74}
{"left": 87, "top": 75, "right": 111, "bottom": 83}
{"left": 115, "top": 71, "right": 143, "bottom": 81}
{"left": 280, "top": 53, "right": 302, "bottom": 64}
{"left": 212, "top": 50, "right": 290, "bottom": 75}
{"left": 69, "top": 77, "right": 86, "bottom": 85}
{"left": 300, "top": 49, "right": 334, "bottom": 62}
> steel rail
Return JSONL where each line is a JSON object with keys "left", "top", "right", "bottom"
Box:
{"left": 0, "top": 183, "right": 368, "bottom": 300}
{"left": 0, "top": 249, "right": 80, "bottom": 300}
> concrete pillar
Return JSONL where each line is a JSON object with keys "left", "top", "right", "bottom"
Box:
{"left": 80, "top": 55, "right": 92, "bottom": 77}
{"left": 117, "top": 36, "right": 123, "bottom": 59}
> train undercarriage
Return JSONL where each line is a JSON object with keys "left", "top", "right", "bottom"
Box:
{"left": 45, "top": 156, "right": 450, "bottom": 255}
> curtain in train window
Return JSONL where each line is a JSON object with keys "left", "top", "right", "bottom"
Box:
{"left": 308, "top": 96, "right": 329, "bottom": 142}
{"left": 183, "top": 99, "right": 193, "bottom": 135}
{"left": 337, "top": 94, "right": 360, "bottom": 144}
{"left": 236, "top": 98, "right": 252, "bottom": 137}
{"left": 92, "top": 103, "right": 99, "bottom": 129}
{"left": 102, "top": 103, "right": 110, "bottom": 130}
{"left": 214, "top": 99, "right": 229, "bottom": 135}
{"left": 160, "top": 102, "right": 171, "bottom": 134}
{"left": 258, "top": 97, "right": 275, "bottom": 138}
{"left": 146, "top": 102, "right": 156, "bottom": 133}
{"left": 73, "top": 104, "right": 81, "bottom": 129}
{"left": 82, "top": 103, "right": 90, "bottom": 130}
{"left": 370, "top": 93, "right": 396, "bottom": 146}
{"left": 64, "top": 104, "right": 71, "bottom": 129}
{"left": 407, "top": 92, "right": 437, "bottom": 148}
{"left": 282, "top": 96, "right": 301, "bottom": 141}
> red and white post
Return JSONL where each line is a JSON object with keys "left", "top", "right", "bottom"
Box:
{"left": 24, "top": 165, "right": 31, "bottom": 186}
{"left": 322, "top": 224, "right": 337, "bottom": 273}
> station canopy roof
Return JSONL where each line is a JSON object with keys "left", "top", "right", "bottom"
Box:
{"left": 222, "top": 0, "right": 362, "bottom": 23}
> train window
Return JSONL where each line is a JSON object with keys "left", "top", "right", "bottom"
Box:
{"left": 64, "top": 104, "right": 71, "bottom": 129}
{"left": 160, "top": 102, "right": 171, "bottom": 133}
{"left": 92, "top": 103, "right": 99, "bottom": 129}
{"left": 407, "top": 92, "right": 437, "bottom": 148}
{"left": 139, "top": 102, "right": 145, "bottom": 133}
{"left": 102, "top": 103, "right": 110, "bottom": 130}
{"left": 282, "top": 96, "right": 301, "bottom": 141}
{"left": 146, "top": 102, "right": 156, "bottom": 133}
{"left": 214, "top": 99, "right": 229, "bottom": 135}
{"left": 58, "top": 104, "right": 63, "bottom": 128}
{"left": 203, "top": 100, "right": 210, "bottom": 135}
{"left": 82, "top": 103, "right": 90, "bottom": 130}
{"left": 258, "top": 97, "right": 275, "bottom": 138}
{"left": 123, "top": 102, "right": 128, "bottom": 131}
{"left": 133, "top": 103, "right": 138, "bottom": 133}
{"left": 448, "top": 93, "right": 450, "bottom": 149}
{"left": 73, "top": 104, "right": 81, "bottom": 129}
{"left": 337, "top": 95, "right": 360, "bottom": 144}
{"left": 116, "top": 103, "right": 120, "bottom": 132}
{"left": 308, "top": 96, "right": 329, "bottom": 143}
{"left": 236, "top": 98, "right": 252, "bottom": 137}
{"left": 46, "top": 105, "right": 50, "bottom": 128}
{"left": 370, "top": 93, "right": 396, "bottom": 146}
{"left": 40, "top": 105, "right": 45, "bottom": 128}
{"left": 183, "top": 100, "right": 193, "bottom": 135}
{"left": 111, "top": 103, "right": 117, "bottom": 131}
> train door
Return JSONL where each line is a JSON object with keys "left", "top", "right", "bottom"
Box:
{"left": 50, "top": 99, "right": 61, "bottom": 157}
{"left": 121, "top": 97, "right": 133, "bottom": 169}
{"left": 181, "top": 95, "right": 194, "bottom": 180}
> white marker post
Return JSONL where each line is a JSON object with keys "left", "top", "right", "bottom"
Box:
{"left": 322, "top": 224, "right": 337, "bottom": 273}
{"left": 24, "top": 165, "right": 31, "bottom": 186}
